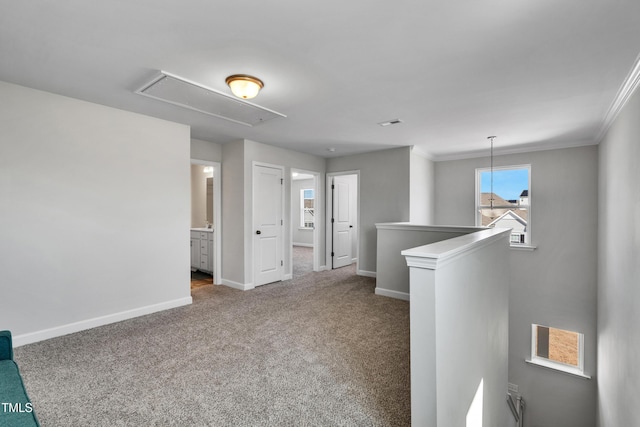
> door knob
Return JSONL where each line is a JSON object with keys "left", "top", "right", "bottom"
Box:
{"left": 256, "top": 230, "right": 261, "bottom": 235}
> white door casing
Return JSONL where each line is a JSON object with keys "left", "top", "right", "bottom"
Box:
{"left": 253, "top": 164, "right": 284, "bottom": 286}
{"left": 332, "top": 176, "right": 353, "bottom": 269}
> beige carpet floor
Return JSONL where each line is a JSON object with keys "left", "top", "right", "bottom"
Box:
{"left": 14, "top": 263, "right": 410, "bottom": 426}
{"left": 292, "top": 245, "right": 314, "bottom": 279}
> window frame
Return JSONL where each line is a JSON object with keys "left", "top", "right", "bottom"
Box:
{"left": 475, "top": 164, "right": 532, "bottom": 248}
{"left": 526, "top": 323, "right": 590, "bottom": 379}
{"left": 300, "top": 188, "right": 315, "bottom": 229}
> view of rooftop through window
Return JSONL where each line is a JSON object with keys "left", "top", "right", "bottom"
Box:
{"left": 301, "top": 189, "right": 315, "bottom": 228}
{"left": 476, "top": 166, "right": 530, "bottom": 244}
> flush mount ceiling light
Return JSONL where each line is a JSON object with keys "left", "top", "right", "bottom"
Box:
{"left": 225, "top": 74, "right": 264, "bottom": 99}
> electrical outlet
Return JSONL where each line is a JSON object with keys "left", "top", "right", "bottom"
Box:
{"left": 508, "top": 383, "right": 519, "bottom": 393}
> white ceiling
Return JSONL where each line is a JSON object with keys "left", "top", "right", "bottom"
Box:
{"left": 1, "top": 1, "right": 639, "bottom": 159}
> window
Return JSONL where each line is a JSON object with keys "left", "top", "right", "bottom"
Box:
{"left": 527, "top": 324, "right": 589, "bottom": 378}
{"left": 475, "top": 165, "right": 530, "bottom": 246}
{"left": 300, "top": 188, "right": 314, "bottom": 228}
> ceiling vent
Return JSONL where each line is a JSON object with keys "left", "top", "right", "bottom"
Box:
{"left": 135, "top": 71, "right": 286, "bottom": 127}
{"left": 378, "top": 119, "right": 403, "bottom": 127}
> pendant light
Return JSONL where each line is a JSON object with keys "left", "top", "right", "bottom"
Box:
{"left": 488, "top": 136, "right": 496, "bottom": 223}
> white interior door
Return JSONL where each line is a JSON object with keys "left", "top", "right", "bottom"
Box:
{"left": 253, "top": 164, "right": 283, "bottom": 286}
{"left": 332, "top": 176, "right": 353, "bottom": 269}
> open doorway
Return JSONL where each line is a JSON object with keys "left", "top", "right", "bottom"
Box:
{"left": 326, "top": 172, "right": 359, "bottom": 271}
{"left": 190, "top": 160, "right": 221, "bottom": 289}
{"left": 291, "top": 169, "right": 320, "bottom": 278}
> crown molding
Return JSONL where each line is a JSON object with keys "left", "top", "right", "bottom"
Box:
{"left": 410, "top": 145, "right": 433, "bottom": 160}
{"left": 432, "top": 53, "right": 640, "bottom": 162}
{"left": 431, "top": 138, "right": 597, "bottom": 162}
{"left": 596, "top": 53, "right": 640, "bottom": 143}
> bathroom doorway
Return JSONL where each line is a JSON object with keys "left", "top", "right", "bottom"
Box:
{"left": 190, "top": 160, "right": 221, "bottom": 288}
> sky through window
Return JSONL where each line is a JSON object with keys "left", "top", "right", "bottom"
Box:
{"left": 480, "top": 169, "right": 528, "bottom": 200}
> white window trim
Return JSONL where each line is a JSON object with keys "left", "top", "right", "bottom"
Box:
{"left": 526, "top": 324, "right": 590, "bottom": 379}
{"left": 475, "top": 164, "right": 535, "bottom": 249}
{"left": 510, "top": 245, "right": 537, "bottom": 251}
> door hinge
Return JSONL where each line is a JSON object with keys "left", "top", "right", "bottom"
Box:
{"left": 281, "top": 219, "right": 283, "bottom": 225}
{"left": 281, "top": 260, "right": 283, "bottom": 266}
{"left": 331, "top": 252, "right": 334, "bottom": 257}
{"left": 280, "top": 178, "right": 283, "bottom": 184}
{"left": 331, "top": 184, "right": 335, "bottom": 189}
{"left": 331, "top": 218, "right": 334, "bottom": 223}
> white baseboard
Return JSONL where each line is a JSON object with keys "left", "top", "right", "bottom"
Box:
{"left": 357, "top": 269, "right": 377, "bottom": 278}
{"left": 318, "top": 265, "right": 328, "bottom": 271}
{"left": 13, "top": 297, "right": 193, "bottom": 347}
{"left": 283, "top": 273, "right": 292, "bottom": 280}
{"left": 375, "top": 287, "right": 410, "bottom": 301}
{"left": 293, "top": 243, "right": 314, "bottom": 248}
{"left": 221, "top": 278, "right": 255, "bottom": 291}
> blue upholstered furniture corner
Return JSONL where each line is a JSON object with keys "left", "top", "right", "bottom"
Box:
{"left": 0, "top": 331, "right": 40, "bottom": 427}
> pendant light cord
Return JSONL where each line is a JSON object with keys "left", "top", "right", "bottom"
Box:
{"left": 488, "top": 136, "right": 496, "bottom": 211}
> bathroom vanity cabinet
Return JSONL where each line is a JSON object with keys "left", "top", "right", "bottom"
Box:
{"left": 190, "top": 229, "right": 214, "bottom": 274}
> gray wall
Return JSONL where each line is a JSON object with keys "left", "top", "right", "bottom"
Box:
{"left": 410, "top": 150, "right": 435, "bottom": 224}
{"left": 190, "top": 164, "right": 208, "bottom": 228}
{"left": 327, "top": 147, "right": 411, "bottom": 275}
{"left": 191, "top": 138, "right": 222, "bottom": 162}
{"left": 375, "top": 224, "right": 472, "bottom": 298}
{"left": 0, "top": 81, "right": 192, "bottom": 343}
{"left": 292, "top": 178, "right": 314, "bottom": 246}
{"left": 597, "top": 87, "right": 640, "bottom": 426}
{"left": 434, "top": 145, "right": 598, "bottom": 427}
{"left": 221, "top": 140, "right": 246, "bottom": 286}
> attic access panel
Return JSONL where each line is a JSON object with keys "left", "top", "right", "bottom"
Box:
{"left": 136, "top": 71, "right": 286, "bottom": 126}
